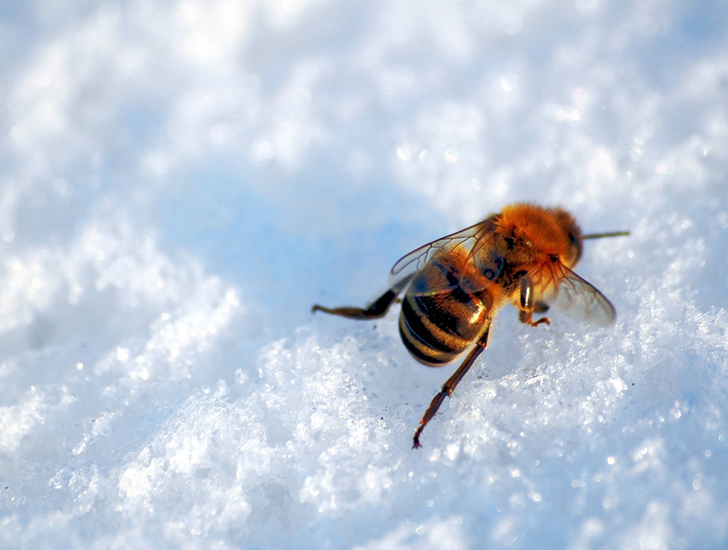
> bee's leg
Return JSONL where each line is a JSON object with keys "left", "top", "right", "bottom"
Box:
{"left": 519, "top": 276, "right": 550, "bottom": 327}
{"left": 412, "top": 327, "right": 491, "bottom": 449}
{"left": 312, "top": 275, "right": 413, "bottom": 320}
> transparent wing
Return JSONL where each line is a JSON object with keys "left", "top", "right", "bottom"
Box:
{"left": 541, "top": 263, "right": 617, "bottom": 325}
{"left": 389, "top": 218, "right": 499, "bottom": 292}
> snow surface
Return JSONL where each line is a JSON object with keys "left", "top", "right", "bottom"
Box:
{"left": 1, "top": 0, "right": 727, "bottom": 548}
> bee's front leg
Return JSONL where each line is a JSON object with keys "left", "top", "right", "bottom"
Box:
{"left": 518, "top": 276, "right": 550, "bottom": 327}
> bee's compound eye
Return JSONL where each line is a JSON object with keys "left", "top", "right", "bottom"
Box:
{"left": 568, "top": 232, "right": 583, "bottom": 263}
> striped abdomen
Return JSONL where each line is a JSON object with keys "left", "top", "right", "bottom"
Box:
{"left": 398, "top": 256, "right": 494, "bottom": 366}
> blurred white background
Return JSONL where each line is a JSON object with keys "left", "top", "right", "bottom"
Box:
{"left": 1, "top": 1, "right": 727, "bottom": 548}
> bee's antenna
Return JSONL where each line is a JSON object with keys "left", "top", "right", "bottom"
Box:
{"left": 583, "top": 230, "right": 630, "bottom": 239}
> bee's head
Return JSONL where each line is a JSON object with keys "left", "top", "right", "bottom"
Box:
{"left": 551, "top": 208, "right": 583, "bottom": 267}
{"left": 499, "top": 204, "right": 583, "bottom": 268}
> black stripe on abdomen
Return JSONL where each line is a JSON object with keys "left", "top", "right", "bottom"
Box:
{"left": 399, "top": 294, "right": 473, "bottom": 365}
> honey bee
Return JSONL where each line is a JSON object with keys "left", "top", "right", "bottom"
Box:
{"left": 313, "top": 203, "right": 628, "bottom": 448}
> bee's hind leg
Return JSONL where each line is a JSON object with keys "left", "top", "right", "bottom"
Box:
{"left": 412, "top": 327, "right": 491, "bottom": 449}
{"left": 312, "top": 275, "right": 413, "bottom": 320}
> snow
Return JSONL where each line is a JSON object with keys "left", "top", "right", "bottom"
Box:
{"left": 1, "top": 0, "right": 727, "bottom": 548}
